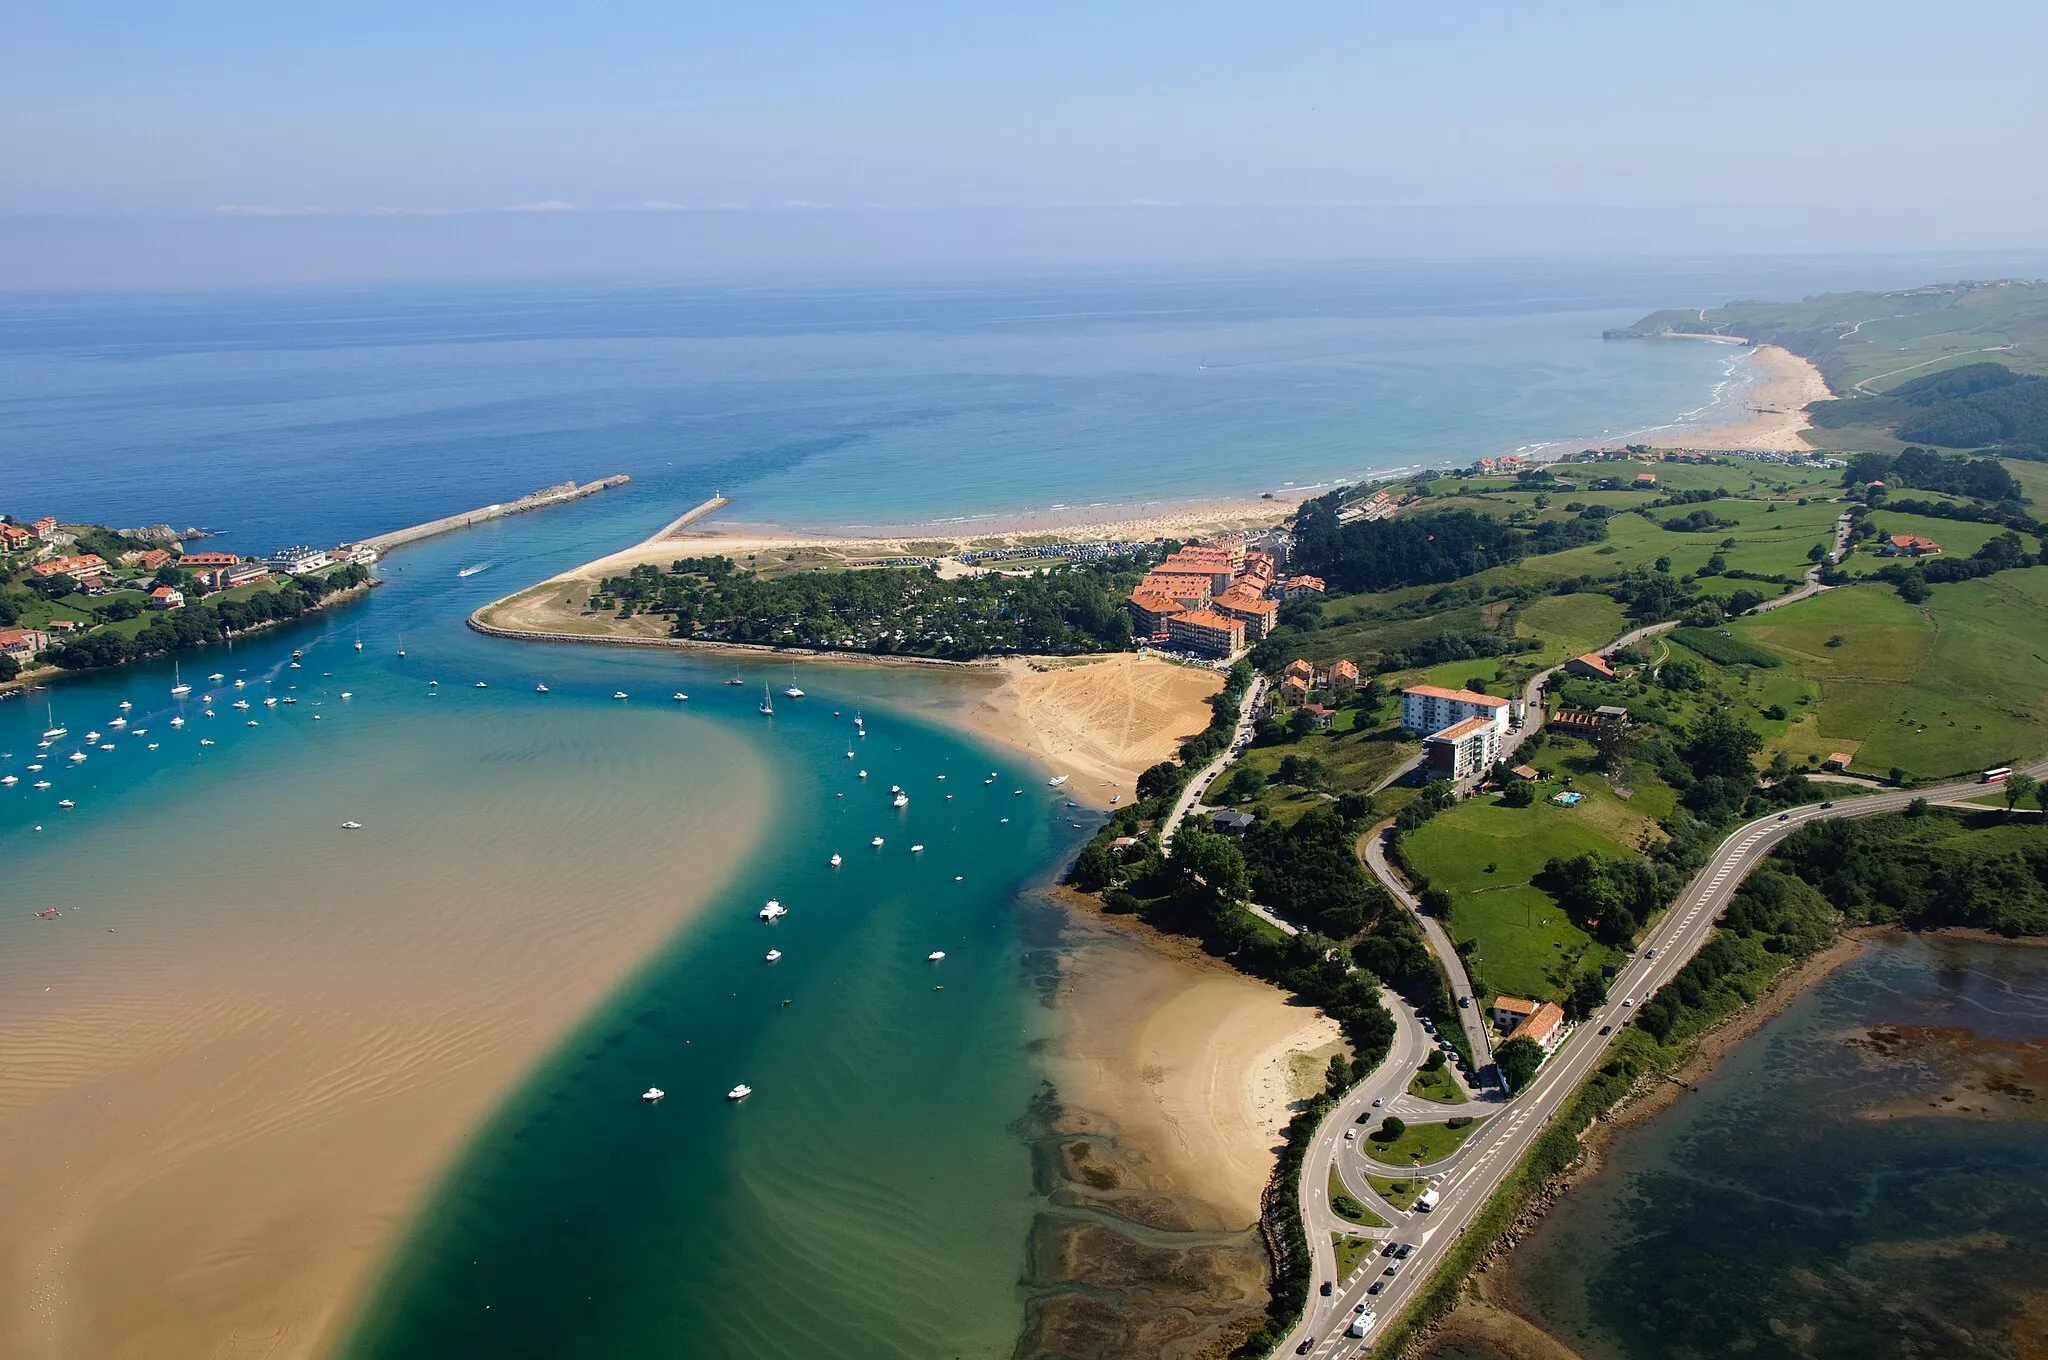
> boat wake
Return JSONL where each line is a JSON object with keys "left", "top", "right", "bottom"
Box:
{"left": 457, "top": 561, "right": 495, "bottom": 578}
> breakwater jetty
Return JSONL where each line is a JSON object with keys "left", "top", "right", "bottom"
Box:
{"left": 647, "top": 494, "right": 731, "bottom": 543}
{"left": 362, "top": 475, "right": 630, "bottom": 554}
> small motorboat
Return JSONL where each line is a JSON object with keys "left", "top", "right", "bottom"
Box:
{"left": 99, "top": 743, "right": 114, "bottom": 751}
{"left": 727, "top": 1085, "right": 752, "bottom": 1101}
{"left": 892, "top": 792, "right": 909, "bottom": 808}
{"left": 927, "top": 951, "right": 946, "bottom": 962}
{"left": 109, "top": 716, "right": 127, "bottom": 728}
{"left": 33, "top": 780, "right": 51, "bottom": 789}
{"left": 264, "top": 697, "right": 277, "bottom": 707}
{"left": 147, "top": 743, "right": 158, "bottom": 750}
{"left": 614, "top": 691, "right": 629, "bottom": 700}
{"left": 672, "top": 692, "right": 689, "bottom": 702}
{"left": 119, "top": 700, "right": 132, "bottom": 710}
{"left": 354, "top": 640, "right": 363, "bottom": 651}
{"left": 209, "top": 672, "right": 225, "bottom": 681}
{"left": 57, "top": 799, "right": 75, "bottom": 809}
{"left": 871, "top": 836, "right": 884, "bottom": 847}
{"left": 536, "top": 683, "right": 549, "bottom": 693}
{"left": 84, "top": 730, "right": 100, "bottom": 743}
{"left": 475, "top": 681, "right": 487, "bottom": 689}
{"left": 247, "top": 720, "right": 259, "bottom": 727}
{"left": 340, "top": 691, "right": 352, "bottom": 699}
{"left": 0, "top": 775, "right": 14, "bottom": 786}
{"left": 857, "top": 769, "right": 868, "bottom": 779}
{"left": 642, "top": 1087, "right": 665, "bottom": 1104}
{"left": 1048, "top": 775, "right": 1070, "bottom": 787}
{"left": 68, "top": 752, "right": 86, "bottom": 763}
{"left": 35, "top": 907, "right": 60, "bottom": 919}
{"left": 233, "top": 700, "right": 250, "bottom": 710}
{"left": 764, "top": 949, "right": 782, "bottom": 963}
{"left": 829, "top": 853, "right": 842, "bottom": 867}
{"left": 341, "top": 821, "right": 362, "bottom": 829}
{"left": 910, "top": 844, "right": 924, "bottom": 853}
{"left": 234, "top": 679, "right": 245, "bottom": 688}
{"left": 199, "top": 738, "right": 215, "bottom": 746}
{"left": 759, "top": 900, "right": 787, "bottom": 921}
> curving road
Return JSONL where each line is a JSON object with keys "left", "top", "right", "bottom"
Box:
{"left": 1160, "top": 675, "right": 1265, "bottom": 853}
{"left": 1281, "top": 761, "right": 2048, "bottom": 1358}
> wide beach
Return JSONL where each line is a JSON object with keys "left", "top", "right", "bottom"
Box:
{"left": 1646, "top": 342, "right": 1833, "bottom": 452}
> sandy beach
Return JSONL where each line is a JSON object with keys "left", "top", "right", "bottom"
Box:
{"left": 1046, "top": 908, "right": 1345, "bottom": 1225}
{"left": 941, "top": 653, "right": 1223, "bottom": 810}
{"left": 1646, "top": 342, "right": 1833, "bottom": 452}
{"left": 0, "top": 716, "right": 769, "bottom": 1360}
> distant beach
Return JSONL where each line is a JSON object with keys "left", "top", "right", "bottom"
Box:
{"left": 1643, "top": 342, "right": 1833, "bottom": 452}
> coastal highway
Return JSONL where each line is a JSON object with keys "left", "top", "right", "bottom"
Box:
{"left": 1282, "top": 762, "right": 2048, "bottom": 1358}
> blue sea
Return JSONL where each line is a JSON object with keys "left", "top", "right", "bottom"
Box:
{"left": 0, "top": 257, "right": 2006, "bottom": 1358}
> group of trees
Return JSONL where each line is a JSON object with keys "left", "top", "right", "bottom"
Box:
{"left": 1843, "top": 444, "right": 2025, "bottom": 501}
{"left": 1768, "top": 809, "right": 2048, "bottom": 936}
{"left": 1288, "top": 501, "right": 1608, "bottom": 595}
{"left": 1817, "top": 366, "right": 2048, "bottom": 453}
{"left": 602, "top": 553, "right": 1156, "bottom": 659}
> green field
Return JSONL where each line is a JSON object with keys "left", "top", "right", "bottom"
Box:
{"left": 1403, "top": 746, "right": 1651, "bottom": 1002}
{"left": 2001, "top": 459, "right": 2048, "bottom": 506}
{"left": 1733, "top": 573, "right": 2048, "bottom": 778}
{"left": 1362, "top": 1118, "right": 1484, "bottom": 1167}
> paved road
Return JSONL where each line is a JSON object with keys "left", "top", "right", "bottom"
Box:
{"left": 1361, "top": 826, "right": 1498, "bottom": 1083}
{"left": 1279, "top": 762, "right": 2048, "bottom": 1358}
{"left": 1160, "top": 675, "right": 1265, "bottom": 853}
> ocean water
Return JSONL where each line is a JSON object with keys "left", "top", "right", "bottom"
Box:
{"left": 1489, "top": 935, "right": 2048, "bottom": 1360}
{"left": 0, "top": 257, "right": 1889, "bottom": 554}
{"left": 0, "top": 259, "right": 1926, "bottom": 1357}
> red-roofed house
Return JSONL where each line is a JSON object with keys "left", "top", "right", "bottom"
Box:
{"left": 1507, "top": 1001, "right": 1566, "bottom": 1050}
{"left": 0, "top": 627, "right": 49, "bottom": 660}
{"left": 1564, "top": 652, "right": 1616, "bottom": 681}
{"left": 1328, "top": 659, "right": 1360, "bottom": 694}
{"left": 0, "top": 523, "right": 34, "bottom": 551}
{"left": 30, "top": 553, "right": 107, "bottom": 581}
{"left": 31, "top": 517, "right": 57, "bottom": 541}
{"left": 149, "top": 585, "right": 185, "bottom": 610}
{"left": 1884, "top": 533, "right": 1941, "bottom": 557}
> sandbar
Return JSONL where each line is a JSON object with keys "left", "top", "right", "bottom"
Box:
{"left": 0, "top": 717, "right": 768, "bottom": 1360}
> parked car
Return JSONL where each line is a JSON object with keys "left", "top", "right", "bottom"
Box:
{"left": 1367, "top": 1280, "right": 1386, "bottom": 1295}
{"left": 1384, "top": 1262, "right": 1401, "bottom": 1277}
{"left": 1382, "top": 1242, "right": 1400, "bottom": 1257}
{"left": 1458, "top": 996, "right": 1471, "bottom": 1008}
{"left": 1320, "top": 1280, "right": 1333, "bottom": 1296}
{"left": 1395, "top": 1242, "right": 1416, "bottom": 1259}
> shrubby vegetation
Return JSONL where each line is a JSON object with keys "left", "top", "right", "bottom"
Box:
{"left": 602, "top": 552, "right": 1155, "bottom": 659}
{"left": 1288, "top": 501, "right": 1608, "bottom": 594}
{"left": 1768, "top": 808, "right": 2048, "bottom": 936}
{"left": 1841, "top": 444, "right": 2023, "bottom": 501}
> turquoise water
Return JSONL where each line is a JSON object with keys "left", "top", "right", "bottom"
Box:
{"left": 0, "top": 261, "right": 1866, "bottom": 1357}
{"left": 1490, "top": 935, "right": 2048, "bottom": 1360}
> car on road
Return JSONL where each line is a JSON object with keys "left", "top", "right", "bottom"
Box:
{"left": 1320, "top": 1280, "right": 1333, "bottom": 1296}
{"left": 1344, "top": 1129, "right": 1357, "bottom": 1140}
{"left": 1395, "top": 1242, "right": 1416, "bottom": 1259}
{"left": 1367, "top": 1279, "right": 1386, "bottom": 1295}
{"left": 1599, "top": 1024, "right": 1613, "bottom": 1035}
{"left": 1372, "top": 1096, "right": 1383, "bottom": 1107}
{"left": 1622, "top": 997, "right": 1634, "bottom": 1007}
{"left": 1382, "top": 1242, "right": 1400, "bottom": 1257}
{"left": 1356, "top": 1111, "right": 1372, "bottom": 1123}
{"left": 1645, "top": 947, "right": 1657, "bottom": 959}
{"left": 1458, "top": 995, "right": 1471, "bottom": 1008}
{"left": 1383, "top": 1262, "right": 1402, "bottom": 1277}
{"left": 1779, "top": 812, "right": 1790, "bottom": 821}
{"left": 1296, "top": 1338, "right": 1314, "bottom": 1354}
{"left": 1822, "top": 801, "right": 1835, "bottom": 809}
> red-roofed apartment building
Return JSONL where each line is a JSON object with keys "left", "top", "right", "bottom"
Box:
{"left": 1211, "top": 588, "right": 1278, "bottom": 640}
{"left": 1166, "top": 610, "right": 1244, "bottom": 658}
{"left": 1280, "top": 575, "right": 1326, "bottom": 599}
{"left": 1125, "top": 590, "right": 1184, "bottom": 636}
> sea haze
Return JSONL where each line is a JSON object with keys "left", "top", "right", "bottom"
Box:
{"left": 0, "top": 257, "right": 1895, "bottom": 553}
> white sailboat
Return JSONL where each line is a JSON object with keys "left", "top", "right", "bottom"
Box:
{"left": 783, "top": 665, "right": 805, "bottom": 699}
{"left": 396, "top": 635, "right": 406, "bottom": 657}
{"left": 170, "top": 663, "right": 190, "bottom": 696}
{"left": 759, "top": 685, "right": 774, "bottom": 716}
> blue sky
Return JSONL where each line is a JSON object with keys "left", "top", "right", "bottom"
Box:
{"left": 3, "top": 1, "right": 2046, "bottom": 279}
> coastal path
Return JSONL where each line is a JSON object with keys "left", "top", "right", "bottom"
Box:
{"left": 1160, "top": 674, "right": 1266, "bottom": 854}
{"left": 1282, "top": 760, "right": 2048, "bottom": 1359}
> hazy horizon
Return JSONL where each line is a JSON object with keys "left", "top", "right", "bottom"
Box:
{"left": 7, "top": 1, "right": 2046, "bottom": 288}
